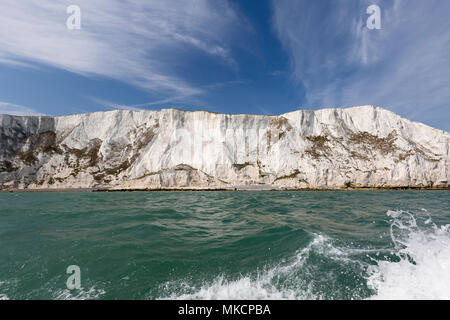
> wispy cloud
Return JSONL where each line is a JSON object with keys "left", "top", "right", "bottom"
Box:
{"left": 89, "top": 94, "right": 211, "bottom": 112}
{"left": 89, "top": 78, "right": 248, "bottom": 112}
{"left": 88, "top": 97, "right": 145, "bottom": 112}
{"left": 0, "top": 0, "right": 244, "bottom": 99}
{"left": 0, "top": 101, "right": 45, "bottom": 116}
{"left": 272, "top": 0, "right": 450, "bottom": 130}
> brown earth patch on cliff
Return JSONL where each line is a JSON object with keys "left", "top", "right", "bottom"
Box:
{"left": 349, "top": 131, "right": 397, "bottom": 155}
{"left": 0, "top": 160, "right": 18, "bottom": 172}
{"left": 16, "top": 131, "right": 63, "bottom": 165}
{"left": 271, "top": 117, "right": 293, "bottom": 140}
{"left": 274, "top": 169, "right": 302, "bottom": 182}
{"left": 96, "top": 124, "right": 159, "bottom": 181}
{"left": 233, "top": 162, "right": 252, "bottom": 170}
{"left": 305, "top": 135, "right": 331, "bottom": 159}
{"left": 65, "top": 138, "right": 103, "bottom": 168}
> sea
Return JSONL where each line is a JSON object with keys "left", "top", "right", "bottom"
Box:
{"left": 0, "top": 190, "right": 449, "bottom": 300}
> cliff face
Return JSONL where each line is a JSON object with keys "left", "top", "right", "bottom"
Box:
{"left": 0, "top": 106, "right": 449, "bottom": 190}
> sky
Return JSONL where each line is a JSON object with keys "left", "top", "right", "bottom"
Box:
{"left": 0, "top": 0, "right": 449, "bottom": 131}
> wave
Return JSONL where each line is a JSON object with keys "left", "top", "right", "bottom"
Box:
{"left": 0, "top": 280, "right": 13, "bottom": 300}
{"left": 367, "top": 210, "right": 450, "bottom": 300}
{"left": 2, "top": 209, "right": 448, "bottom": 300}
{"left": 0, "top": 278, "right": 105, "bottom": 300}
{"left": 159, "top": 209, "right": 450, "bottom": 300}
{"left": 159, "top": 234, "right": 374, "bottom": 300}
{"left": 53, "top": 286, "right": 106, "bottom": 300}
{"left": 159, "top": 236, "right": 322, "bottom": 300}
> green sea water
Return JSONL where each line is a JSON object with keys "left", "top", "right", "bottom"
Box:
{"left": 0, "top": 191, "right": 449, "bottom": 300}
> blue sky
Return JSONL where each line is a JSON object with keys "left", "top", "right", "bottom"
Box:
{"left": 0, "top": 0, "right": 449, "bottom": 131}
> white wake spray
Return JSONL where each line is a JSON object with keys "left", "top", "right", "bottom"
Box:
{"left": 160, "top": 209, "right": 450, "bottom": 300}
{"left": 368, "top": 210, "right": 450, "bottom": 300}
{"left": 159, "top": 235, "right": 366, "bottom": 300}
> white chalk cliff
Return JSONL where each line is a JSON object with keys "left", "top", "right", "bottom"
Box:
{"left": 0, "top": 106, "right": 449, "bottom": 190}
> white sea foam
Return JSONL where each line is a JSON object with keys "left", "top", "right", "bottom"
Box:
{"left": 54, "top": 286, "right": 105, "bottom": 300}
{"left": 0, "top": 280, "right": 12, "bottom": 300}
{"left": 161, "top": 209, "right": 450, "bottom": 300}
{"left": 367, "top": 210, "right": 450, "bottom": 300}
{"left": 162, "top": 276, "right": 314, "bottom": 300}
{"left": 160, "top": 235, "right": 358, "bottom": 300}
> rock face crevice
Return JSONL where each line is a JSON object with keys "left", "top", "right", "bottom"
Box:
{"left": 0, "top": 106, "right": 449, "bottom": 190}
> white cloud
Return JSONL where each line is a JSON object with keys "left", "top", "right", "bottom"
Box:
{"left": 0, "top": 101, "right": 45, "bottom": 116}
{"left": 272, "top": 0, "right": 450, "bottom": 130}
{"left": 88, "top": 97, "right": 145, "bottom": 112}
{"left": 0, "top": 0, "right": 244, "bottom": 98}
{"left": 89, "top": 93, "right": 207, "bottom": 112}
